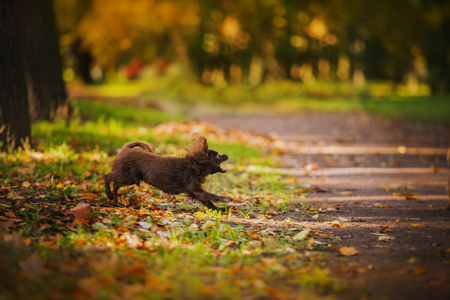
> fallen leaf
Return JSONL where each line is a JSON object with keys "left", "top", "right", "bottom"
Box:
{"left": 189, "top": 223, "right": 199, "bottom": 233}
{"left": 338, "top": 191, "right": 353, "bottom": 195}
{"left": 293, "top": 228, "right": 310, "bottom": 240}
{"left": 407, "top": 257, "right": 420, "bottom": 264}
{"left": 415, "top": 267, "right": 428, "bottom": 275}
{"left": 393, "top": 192, "right": 419, "bottom": 200}
{"left": 78, "top": 193, "right": 99, "bottom": 201}
{"left": 304, "top": 164, "right": 318, "bottom": 171}
{"left": 69, "top": 203, "right": 91, "bottom": 218}
{"left": 201, "top": 221, "right": 216, "bottom": 230}
{"left": 378, "top": 235, "right": 394, "bottom": 242}
{"left": 69, "top": 203, "right": 92, "bottom": 225}
{"left": 7, "top": 192, "right": 24, "bottom": 200}
{"left": 379, "top": 225, "right": 392, "bottom": 233}
{"left": 382, "top": 184, "right": 402, "bottom": 192}
{"left": 261, "top": 212, "right": 277, "bottom": 216}
{"left": 139, "top": 221, "right": 152, "bottom": 229}
{"left": 22, "top": 181, "right": 31, "bottom": 188}
{"left": 340, "top": 246, "right": 359, "bottom": 256}
{"left": 227, "top": 201, "right": 249, "bottom": 207}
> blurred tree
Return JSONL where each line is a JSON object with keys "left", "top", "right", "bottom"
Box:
{"left": 0, "top": 2, "right": 31, "bottom": 149}
{"left": 53, "top": 0, "right": 450, "bottom": 92}
{"left": 19, "top": 0, "right": 68, "bottom": 121}
{"left": 54, "top": 0, "right": 94, "bottom": 83}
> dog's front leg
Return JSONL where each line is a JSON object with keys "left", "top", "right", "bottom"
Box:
{"left": 189, "top": 189, "right": 226, "bottom": 212}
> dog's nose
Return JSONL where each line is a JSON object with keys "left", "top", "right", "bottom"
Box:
{"left": 223, "top": 154, "right": 228, "bottom": 160}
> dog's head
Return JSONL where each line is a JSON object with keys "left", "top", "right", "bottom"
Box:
{"left": 189, "top": 134, "right": 228, "bottom": 174}
{"left": 208, "top": 150, "right": 228, "bottom": 173}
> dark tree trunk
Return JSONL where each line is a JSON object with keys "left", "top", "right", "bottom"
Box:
{"left": 71, "top": 38, "right": 93, "bottom": 84}
{"left": 0, "top": 2, "right": 31, "bottom": 149}
{"left": 19, "top": 0, "right": 68, "bottom": 122}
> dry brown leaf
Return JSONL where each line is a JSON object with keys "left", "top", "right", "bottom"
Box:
{"left": 69, "top": 203, "right": 92, "bottom": 218}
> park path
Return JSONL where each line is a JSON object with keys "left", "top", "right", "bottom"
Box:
{"left": 193, "top": 109, "right": 450, "bottom": 300}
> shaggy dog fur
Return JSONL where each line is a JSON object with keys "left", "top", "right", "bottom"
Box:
{"left": 104, "top": 134, "right": 231, "bottom": 211}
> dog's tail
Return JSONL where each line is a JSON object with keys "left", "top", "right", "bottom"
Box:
{"left": 123, "top": 141, "right": 155, "bottom": 153}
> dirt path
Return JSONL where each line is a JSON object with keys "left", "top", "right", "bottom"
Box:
{"left": 194, "top": 110, "right": 450, "bottom": 300}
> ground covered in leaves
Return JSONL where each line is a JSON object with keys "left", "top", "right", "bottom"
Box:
{"left": 1, "top": 100, "right": 449, "bottom": 300}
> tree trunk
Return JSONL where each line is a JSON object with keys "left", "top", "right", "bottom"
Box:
{"left": 19, "top": 0, "right": 68, "bottom": 122}
{"left": 0, "top": 2, "right": 31, "bottom": 150}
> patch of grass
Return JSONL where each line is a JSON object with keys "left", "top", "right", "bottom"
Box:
{"left": 361, "top": 95, "right": 450, "bottom": 124}
{"left": 72, "top": 77, "right": 449, "bottom": 124}
{"left": 74, "top": 99, "right": 186, "bottom": 125}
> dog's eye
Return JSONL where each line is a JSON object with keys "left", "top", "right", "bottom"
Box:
{"left": 216, "top": 155, "right": 220, "bottom": 159}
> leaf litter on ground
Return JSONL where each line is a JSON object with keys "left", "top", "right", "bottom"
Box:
{"left": 0, "top": 105, "right": 366, "bottom": 299}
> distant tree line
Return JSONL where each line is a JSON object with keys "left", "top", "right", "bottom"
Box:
{"left": 55, "top": 0, "right": 449, "bottom": 93}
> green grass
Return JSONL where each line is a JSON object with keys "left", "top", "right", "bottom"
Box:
{"left": 72, "top": 77, "right": 450, "bottom": 124}
{"left": 74, "top": 99, "right": 186, "bottom": 124}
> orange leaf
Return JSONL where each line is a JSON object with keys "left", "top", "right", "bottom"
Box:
{"left": 379, "top": 225, "right": 392, "bottom": 233}
{"left": 339, "top": 246, "right": 359, "bottom": 256}
{"left": 78, "top": 193, "right": 99, "bottom": 201}
{"left": 261, "top": 212, "right": 277, "bottom": 216}
{"left": 242, "top": 230, "right": 260, "bottom": 240}
{"left": 415, "top": 267, "right": 428, "bottom": 275}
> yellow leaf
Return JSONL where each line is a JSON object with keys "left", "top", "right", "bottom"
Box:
{"left": 7, "top": 192, "right": 24, "bottom": 200}
{"left": 339, "top": 246, "right": 359, "bottom": 256}
{"left": 189, "top": 223, "right": 199, "bottom": 233}
{"left": 393, "top": 192, "right": 419, "bottom": 200}
{"left": 56, "top": 183, "right": 65, "bottom": 189}
{"left": 338, "top": 191, "right": 353, "bottom": 195}
{"left": 407, "top": 257, "right": 420, "bottom": 264}
{"left": 293, "top": 228, "right": 310, "bottom": 240}
{"left": 22, "top": 181, "right": 31, "bottom": 188}
{"left": 201, "top": 221, "right": 216, "bottom": 230}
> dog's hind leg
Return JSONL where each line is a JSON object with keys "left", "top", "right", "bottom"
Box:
{"left": 112, "top": 183, "right": 124, "bottom": 203}
{"left": 104, "top": 174, "right": 113, "bottom": 200}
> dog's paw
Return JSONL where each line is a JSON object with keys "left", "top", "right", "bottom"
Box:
{"left": 216, "top": 196, "right": 233, "bottom": 202}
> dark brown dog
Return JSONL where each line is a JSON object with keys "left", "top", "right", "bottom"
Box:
{"left": 104, "top": 134, "right": 231, "bottom": 211}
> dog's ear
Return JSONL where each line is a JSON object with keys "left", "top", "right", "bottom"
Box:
{"left": 194, "top": 134, "right": 209, "bottom": 154}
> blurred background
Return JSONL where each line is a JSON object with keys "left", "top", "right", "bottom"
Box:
{"left": 1, "top": 0, "right": 449, "bottom": 148}
{"left": 55, "top": 0, "right": 449, "bottom": 94}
